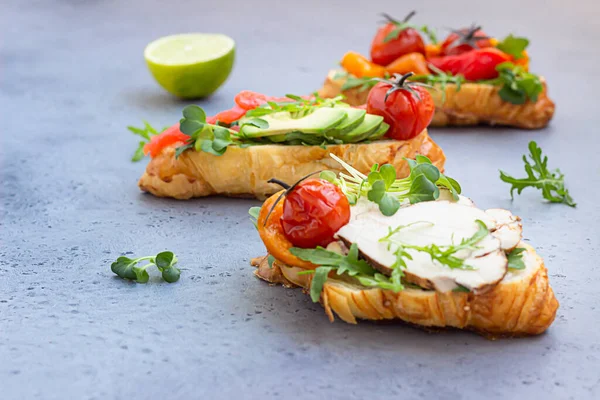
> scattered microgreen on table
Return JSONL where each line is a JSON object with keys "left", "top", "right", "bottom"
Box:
{"left": 111, "top": 251, "right": 181, "bottom": 283}
{"left": 500, "top": 141, "right": 575, "bottom": 207}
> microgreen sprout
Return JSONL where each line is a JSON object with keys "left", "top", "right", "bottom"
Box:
{"left": 321, "top": 153, "right": 461, "bottom": 216}
{"left": 111, "top": 251, "right": 181, "bottom": 283}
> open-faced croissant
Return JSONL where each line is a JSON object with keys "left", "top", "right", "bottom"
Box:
{"left": 318, "top": 70, "right": 555, "bottom": 129}
{"left": 250, "top": 182, "right": 558, "bottom": 338}
{"left": 139, "top": 130, "right": 444, "bottom": 200}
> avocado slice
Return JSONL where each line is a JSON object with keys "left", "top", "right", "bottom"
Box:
{"left": 239, "top": 108, "right": 348, "bottom": 138}
{"left": 366, "top": 122, "right": 389, "bottom": 142}
{"left": 341, "top": 114, "right": 384, "bottom": 143}
{"left": 327, "top": 108, "right": 366, "bottom": 138}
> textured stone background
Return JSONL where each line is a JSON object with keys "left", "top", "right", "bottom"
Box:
{"left": 1, "top": 0, "right": 599, "bottom": 399}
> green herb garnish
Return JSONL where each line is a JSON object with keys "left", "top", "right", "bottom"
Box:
{"left": 128, "top": 122, "right": 169, "bottom": 161}
{"left": 410, "top": 64, "right": 466, "bottom": 96}
{"left": 380, "top": 220, "right": 488, "bottom": 271}
{"left": 507, "top": 247, "right": 526, "bottom": 270}
{"left": 177, "top": 105, "right": 239, "bottom": 157}
{"left": 482, "top": 62, "right": 543, "bottom": 104}
{"left": 496, "top": 34, "right": 529, "bottom": 60}
{"left": 333, "top": 71, "right": 387, "bottom": 92}
{"left": 381, "top": 11, "right": 437, "bottom": 44}
{"left": 111, "top": 251, "right": 181, "bottom": 283}
{"left": 244, "top": 93, "right": 345, "bottom": 119}
{"left": 500, "top": 141, "right": 575, "bottom": 207}
{"left": 322, "top": 153, "right": 461, "bottom": 216}
{"left": 292, "top": 243, "right": 402, "bottom": 302}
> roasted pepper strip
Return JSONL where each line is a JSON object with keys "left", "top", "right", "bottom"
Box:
{"left": 257, "top": 191, "right": 315, "bottom": 269}
{"left": 386, "top": 52, "right": 430, "bottom": 75}
{"left": 428, "top": 48, "right": 511, "bottom": 81}
{"left": 341, "top": 51, "right": 387, "bottom": 78}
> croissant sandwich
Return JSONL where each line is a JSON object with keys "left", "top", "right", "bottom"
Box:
{"left": 249, "top": 155, "right": 558, "bottom": 337}
{"left": 133, "top": 91, "right": 445, "bottom": 200}
{"left": 317, "top": 12, "right": 555, "bottom": 129}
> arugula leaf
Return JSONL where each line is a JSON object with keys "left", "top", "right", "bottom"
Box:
{"left": 131, "top": 141, "right": 146, "bottom": 162}
{"left": 507, "top": 247, "right": 526, "bottom": 270}
{"left": 289, "top": 245, "right": 375, "bottom": 276}
{"left": 309, "top": 267, "right": 332, "bottom": 302}
{"left": 485, "top": 62, "right": 543, "bottom": 105}
{"left": 111, "top": 251, "right": 180, "bottom": 283}
{"left": 127, "top": 122, "right": 169, "bottom": 162}
{"left": 496, "top": 34, "right": 529, "bottom": 60}
{"left": 291, "top": 244, "right": 404, "bottom": 301}
{"left": 499, "top": 141, "right": 575, "bottom": 207}
{"left": 380, "top": 220, "right": 488, "bottom": 271}
{"left": 410, "top": 65, "right": 465, "bottom": 96}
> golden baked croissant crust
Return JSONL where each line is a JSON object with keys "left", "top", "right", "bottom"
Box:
{"left": 138, "top": 130, "right": 445, "bottom": 200}
{"left": 251, "top": 242, "right": 559, "bottom": 337}
{"left": 318, "top": 70, "right": 555, "bottom": 129}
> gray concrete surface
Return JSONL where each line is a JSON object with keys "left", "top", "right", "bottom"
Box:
{"left": 1, "top": 0, "right": 599, "bottom": 399}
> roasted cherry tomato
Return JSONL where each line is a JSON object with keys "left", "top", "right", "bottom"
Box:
{"left": 370, "top": 11, "right": 425, "bottom": 66}
{"left": 440, "top": 25, "right": 492, "bottom": 56}
{"left": 366, "top": 73, "right": 434, "bottom": 141}
{"left": 143, "top": 123, "right": 188, "bottom": 157}
{"left": 429, "top": 48, "right": 511, "bottom": 81}
{"left": 278, "top": 178, "right": 350, "bottom": 248}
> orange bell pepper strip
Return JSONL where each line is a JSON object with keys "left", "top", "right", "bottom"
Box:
{"left": 425, "top": 43, "right": 441, "bottom": 59}
{"left": 385, "top": 52, "right": 430, "bottom": 76}
{"left": 257, "top": 191, "right": 315, "bottom": 270}
{"left": 340, "top": 51, "right": 386, "bottom": 78}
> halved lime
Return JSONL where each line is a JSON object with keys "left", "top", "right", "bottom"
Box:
{"left": 144, "top": 33, "right": 235, "bottom": 99}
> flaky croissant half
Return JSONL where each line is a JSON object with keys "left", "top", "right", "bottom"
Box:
{"left": 251, "top": 243, "right": 558, "bottom": 337}
{"left": 250, "top": 189, "right": 558, "bottom": 337}
{"left": 138, "top": 130, "right": 444, "bottom": 200}
{"left": 318, "top": 70, "right": 555, "bottom": 129}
